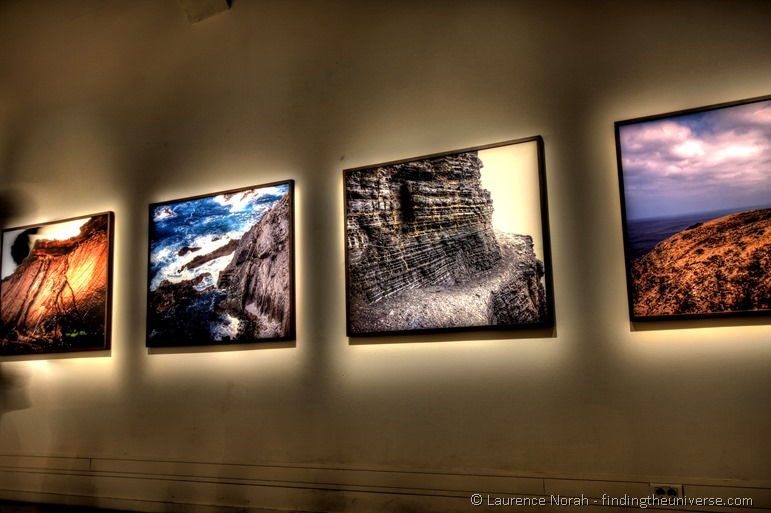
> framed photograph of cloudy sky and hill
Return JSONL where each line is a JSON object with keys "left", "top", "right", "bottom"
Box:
{"left": 616, "top": 95, "right": 771, "bottom": 321}
{"left": 344, "top": 136, "right": 554, "bottom": 336}
{"left": 1, "top": 212, "right": 113, "bottom": 355}
{"left": 147, "top": 180, "right": 294, "bottom": 346}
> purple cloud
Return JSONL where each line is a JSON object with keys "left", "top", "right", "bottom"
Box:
{"left": 619, "top": 99, "right": 771, "bottom": 220}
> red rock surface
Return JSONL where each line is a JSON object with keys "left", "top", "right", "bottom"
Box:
{"left": 631, "top": 208, "right": 771, "bottom": 317}
{"left": 1, "top": 215, "right": 109, "bottom": 352}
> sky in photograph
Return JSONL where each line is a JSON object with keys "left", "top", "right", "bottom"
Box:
{"left": 619, "top": 98, "right": 771, "bottom": 220}
{"left": 2, "top": 219, "right": 90, "bottom": 279}
{"left": 478, "top": 140, "right": 544, "bottom": 263}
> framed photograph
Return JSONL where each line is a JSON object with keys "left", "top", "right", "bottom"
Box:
{"left": 147, "top": 180, "right": 295, "bottom": 346}
{"left": 344, "top": 137, "right": 554, "bottom": 336}
{"left": 1, "top": 212, "right": 113, "bottom": 355}
{"left": 616, "top": 95, "right": 771, "bottom": 321}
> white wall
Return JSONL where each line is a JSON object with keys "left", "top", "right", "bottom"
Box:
{"left": 0, "top": 1, "right": 770, "bottom": 512}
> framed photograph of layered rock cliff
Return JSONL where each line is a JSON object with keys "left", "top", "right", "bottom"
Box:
{"left": 146, "top": 180, "right": 294, "bottom": 346}
{"left": 616, "top": 94, "right": 771, "bottom": 321}
{"left": 344, "top": 137, "right": 554, "bottom": 336}
{"left": 1, "top": 212, "right": 113, "bottom": 355}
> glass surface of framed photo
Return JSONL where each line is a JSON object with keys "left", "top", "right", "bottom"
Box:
{"left": 147, "top": 180, "right": 295, "bottom": 346}
{"left": 344, "top": 137, "right": 554, "bottom": 336}
{"left": 1, "top": 212, "right": 114, "bottom": 355}
{"left": 616, "top": 95, "right": 771, "bottom": 321}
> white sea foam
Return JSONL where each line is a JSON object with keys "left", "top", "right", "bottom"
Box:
{"left": 192, "top": 272, "right": 216, "bottom": 291}
{"left": 213, "top": 186, "right": 286, "bottom": 212}
{"left": 151, "top": 253, "right": 236, "bottom": 290}
{"left": 150, "top": 231, "right": 241, "bottom": 290}
{"left": 153, "top": 206, "right": 176, "bottom": 222}
{"left": 212, "top": 313, "right": 241, "bottom": 341}
{"left": 154, "top": 246, "right": 173, "bottom": 263}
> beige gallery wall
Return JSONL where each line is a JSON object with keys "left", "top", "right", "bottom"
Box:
{"left": 0, "top": 1, "right": 769, "bottom": 511}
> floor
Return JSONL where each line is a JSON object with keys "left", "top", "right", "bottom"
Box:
{"left": 0, "top": 502, "right": 135, "bottom": 513}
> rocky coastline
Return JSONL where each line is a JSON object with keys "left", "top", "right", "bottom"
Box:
{"left": 631, "top": 208, "right": 771, "bottom": 317}
{"left": 147, "top": 195, "right": 291, "bottom": 344}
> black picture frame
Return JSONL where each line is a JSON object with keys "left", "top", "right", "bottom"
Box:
{"left": 146, "top": 180, "right": 295, "bottom": 347}
{"left": 0, "top": 212, "right": 114, "bottom": 356}
{"left": 344, "top": 136, "right": 555, "bottom": 337}
{"left": 615, "top": 94, "right": 771, "bottom": 322}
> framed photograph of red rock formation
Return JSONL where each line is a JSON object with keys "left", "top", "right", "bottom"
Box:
{"left": 616, "top": 94, "right": 771, "bottom": 321}
{"left": 147, "top": 180, "right": 294, "bottom": 346}
{"left": 1, "top": 212, "right": 113, "bottom": 355}
{"left": 344, "top": 137, "right": 554, "bottom": 336}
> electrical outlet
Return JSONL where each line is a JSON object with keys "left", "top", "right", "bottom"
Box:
{"left": 650, "top": 483, "right": 684, "bottom": 498}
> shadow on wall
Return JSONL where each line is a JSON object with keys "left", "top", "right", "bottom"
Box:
{"left": 0, "top": 359, "right": 32, "bottom": 458}
{"left": 0, "top": 191, "right": 35, "bottom": 428}
{"left": 0, "top": 191, "right": 96, "bottom": 510}
{"left": 0, "top": 367, "right": 30, "bottom": 417}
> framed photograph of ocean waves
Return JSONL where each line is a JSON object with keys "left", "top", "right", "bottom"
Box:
{"left": 344, "top": 136, "right": 554, "bottom": 336}
{"left": 147, "top": 180, "right": 295, "bottom": 346}
{"left": 616, "top": 95, "right": 771, "bottom": 321}
{"left": 1, "top": 212, "right": 113, "bottom": 356}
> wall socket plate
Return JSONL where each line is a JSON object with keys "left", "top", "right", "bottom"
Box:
{"left": 650, "top": 483, "right": 684, "bottom": 498}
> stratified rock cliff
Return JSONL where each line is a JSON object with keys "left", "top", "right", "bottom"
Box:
{"left": 1, "top": 215, "right": 109, "bottom": 353}
{"left": 217, "top": 194, "right": 292, "bottom": 338}
{"left": 346, "top": 152, "right": 548, "bottom": 333}
{"left": 632, "top": 208, "right": 771, "bottom": 317}
{"left": 488, "top": 233, "right": 547, "bottom": 325}
{"left": 346, "top": 153, "right": 502, "bottom": 304}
